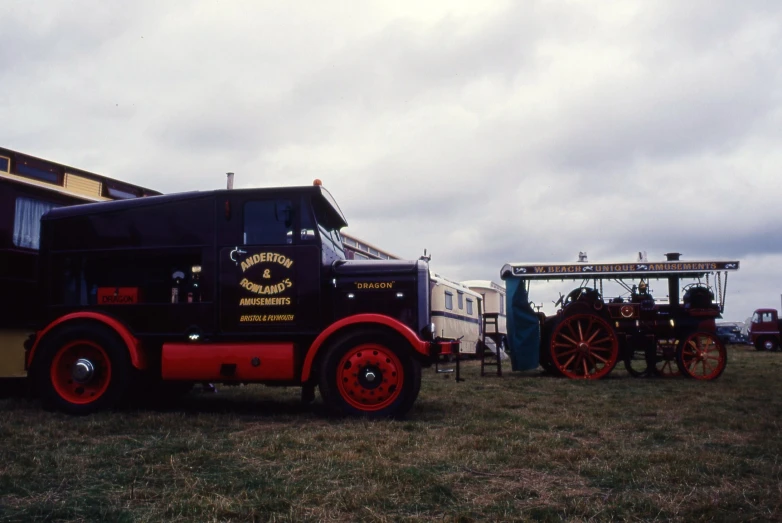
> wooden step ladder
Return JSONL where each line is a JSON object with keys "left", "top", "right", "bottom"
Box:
{"left": 480, "top": 313, "right": 502, "bottom": 377}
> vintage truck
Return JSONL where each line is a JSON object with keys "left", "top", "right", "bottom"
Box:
{"left": 13, "top": 180, "right": 455, "bottom": 417}
{"left": 748, "top": 309, "right": 782, "bottom": 351}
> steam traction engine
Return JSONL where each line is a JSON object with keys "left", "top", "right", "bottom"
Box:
{"left": 500, "top": 254, "right": 739, "bottom": 380}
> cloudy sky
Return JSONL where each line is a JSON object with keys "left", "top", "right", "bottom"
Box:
{"left": 2, "top": 0, "right": 780, "bottom": 321}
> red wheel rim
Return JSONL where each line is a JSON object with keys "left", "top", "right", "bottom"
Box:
{"left": 336, "top": 343, "right": 404, "bottom": 412}
{"left": 550, "top": 314, "right": 618, "bottom": 379}
{"left": 50, "top": 340, "right": 112, "bottom": 404}
{"left": 655, "top": 339, "right": 681, "bottom": 377}
{"left": 679, "top": 333, "right": 726, "bottom": 380}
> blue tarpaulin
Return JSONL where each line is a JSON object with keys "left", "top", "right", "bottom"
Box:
{"left": 505, "top": 278, "right": 541, "bottom": 371}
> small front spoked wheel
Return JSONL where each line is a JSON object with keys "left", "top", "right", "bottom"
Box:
{"left": 676, "top": 332, "right": 727, "bottom": 380}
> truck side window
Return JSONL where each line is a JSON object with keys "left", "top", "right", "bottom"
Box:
{"left": 762, "top": 312, "right": 773, "bottom": 323}
{"left": 244, "top": 199, "right": 293, "bottom": 245}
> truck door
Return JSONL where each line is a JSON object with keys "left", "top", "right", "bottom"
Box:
{"left": 218, "top": 196, "right": 321, "bottom": 334}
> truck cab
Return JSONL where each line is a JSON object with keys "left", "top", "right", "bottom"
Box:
{"left": 26, "top": 182, "right": 453, "bottom": 417}
{"left": 749, "top": 309, "right": 781, "bottom": 351}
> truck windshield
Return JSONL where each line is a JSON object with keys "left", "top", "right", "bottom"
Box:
{"left": 319, "top": 223, "right": 346, "bottom": 261}
{"left": 313, "top": 199, "right": 346, "bottom": 261}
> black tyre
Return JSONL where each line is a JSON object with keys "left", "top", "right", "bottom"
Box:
{"left": 318, "top": 330, "right": 421, "bottom": 419}
{"left": 35, "top": 323, "right": 132, "bottom": 415}
{"left": 623, "top": 346, "right": 651, "bottom": 378}
{"left": 756, "top": 338, "right": 779, "bottom": 352}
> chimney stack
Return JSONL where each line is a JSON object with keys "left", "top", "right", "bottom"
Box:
{"left": 226, "top": 172, "right": 234, "bottom": 190}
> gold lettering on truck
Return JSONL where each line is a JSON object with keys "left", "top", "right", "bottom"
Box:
{"left": 239, "top": 278, "right": 292, "bottom": 295}
{"left": 354, "top": 281, "right": 395, "bottom": 290}
{"left": 240, "top": 252, "right": 294, "bottom": 272}
{"left": 235, "top": 252, "right": 295, "bottom": 323}
{"left": 239, "top": 297, "right": 292, "bottom": 306}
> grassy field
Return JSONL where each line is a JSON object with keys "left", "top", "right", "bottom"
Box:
{"left": 1, "top": 344, "right": 781, "bottom": 522}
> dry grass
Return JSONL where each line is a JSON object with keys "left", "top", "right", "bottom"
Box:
{"left": 1, "top": 345, "right": 781, "bottom": 522}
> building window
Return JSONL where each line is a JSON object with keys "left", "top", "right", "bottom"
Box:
{"left": 106, "top": 186, "right": 138, "bottom": 200}
{"left": 444, "top": 291, "right": 453, "bottom": 310}
{"left": 457, "top": 291, "right": 464, "bottom": 309}
{"left": 0, "top": 156, "right": 9, "bottom": 173}
{"left": 466, "top": 298, "right": 474, "bottom": 315}
{"left": 13, "top": 197, "right": 60, "bottom": 249}
{"left": 244, "top": 199, "right": 293, "bottom": 245}
{"left": 16, "top": 162, "right": 59, "bottom": 184}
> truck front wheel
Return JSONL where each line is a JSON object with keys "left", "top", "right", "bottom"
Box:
{"left": 36, "top": 324, "right": 131, "bottom": 415}
{"left": 756, "top": 337, "right": 779, "bottom": 351}
{"left": 318, "top": 331, "right": 421, "bottom": 419}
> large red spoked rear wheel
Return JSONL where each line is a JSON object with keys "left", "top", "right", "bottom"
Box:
{"left": 550, "top": 314, "right": 618, "bottom": 379}
{"left": 319, "top": 330, "right": 421, "bottom": 418}
{"left": 36, "top": 324, "right": 131, "bottom": 415}
{"left": 676, "top": 332, "right": 727, "bottom": 380}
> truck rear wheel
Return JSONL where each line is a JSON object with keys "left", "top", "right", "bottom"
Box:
{"left": 318, "top": 330, "right": 421, "bottom": 419}
{"left": 36, "top": 324, "right": 131, "bottom": 415}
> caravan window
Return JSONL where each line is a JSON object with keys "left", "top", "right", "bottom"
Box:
{"left": 457, "top": 291, "right": 464, "bottom": 309}
{"left": 13, "top": 197, "right": 60, "bottom": 250}
{"left": 444, "top": 291, "right": 453, "bottom": 310}
{"left": 499, "top": 293, "right": 505, "bottom": 314}
{"left": 466, "top": 298, "right": 474, "bottom": 315}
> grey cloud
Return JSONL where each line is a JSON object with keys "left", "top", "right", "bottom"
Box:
{"left": 2, "top": 0, "right": 781, "bottom": 323}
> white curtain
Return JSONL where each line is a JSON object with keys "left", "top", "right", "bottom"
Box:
{"left": 13, "top": 197, "right": 60, "bottom": 250}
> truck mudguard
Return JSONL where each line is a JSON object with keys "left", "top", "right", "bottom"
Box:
{"left": 26, "top": 312, "right": 146, "bottom": 371}
{"left": 300, "top": 313, "right": 428, "bottom": 382}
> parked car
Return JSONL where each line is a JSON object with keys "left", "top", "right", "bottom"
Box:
{"left": 716, "top": 325, "right": 745, "bottom": 345}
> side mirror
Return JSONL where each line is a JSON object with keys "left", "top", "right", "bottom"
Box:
{"left": 275, "top": 201, "right": 293, "bottom": 227}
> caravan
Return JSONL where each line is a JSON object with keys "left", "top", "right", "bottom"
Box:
{"left": 430, "top": 273, "right": 483, "bottom": 355}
